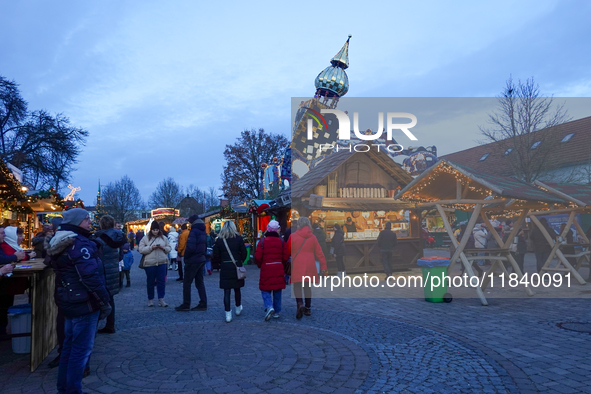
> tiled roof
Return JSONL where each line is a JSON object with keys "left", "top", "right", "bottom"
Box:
{"left": 441, "top": 116, "right": 591, "bottom": 176}
{"left": 397, "top": 159, "right": 566, "bottom": 204}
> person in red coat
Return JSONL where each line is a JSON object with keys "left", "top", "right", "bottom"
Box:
{"left": 284, "top": 217, "right": 327, "bottom": 319}
{"left": 254, "top": 220, "right": 286, "bottom": 321}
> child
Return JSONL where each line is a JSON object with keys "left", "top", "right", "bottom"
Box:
{"left": 120, "top": 243, "right": 133, "bottom": 288}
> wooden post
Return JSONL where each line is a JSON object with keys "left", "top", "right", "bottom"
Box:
{"left": 437, "top": 203, "right": 488, "bottom": 306}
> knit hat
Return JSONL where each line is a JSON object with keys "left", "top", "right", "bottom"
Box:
{"left": 122, "top": 243, "right": 130, "bottom": 250}
{"left": 62, "top": 208, "right": 89, "bottom": 226}
{"left": 150, "top": 221, "right": 160, "bottom": 231}
{"left": 51, "top": 217, "right": 63, "bottom": 231}
{"left": 188, "top": 214, "right": 199, "bottom": 223}
{"left": 267, "top": 220, "right": 280, "bottom": 232}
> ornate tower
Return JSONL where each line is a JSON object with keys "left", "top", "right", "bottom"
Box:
{"left": 291, "top": 36, "right": 352, "bottom": 178}
{"left": 314, "top": 34, "right": 351, "bottom": 109}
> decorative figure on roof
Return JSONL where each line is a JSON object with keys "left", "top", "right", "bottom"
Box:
{"left": 64, "top": 184, "right": 81, "bottom": 201}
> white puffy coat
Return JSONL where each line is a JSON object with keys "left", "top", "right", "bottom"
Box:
{"left": 168, "top": 230, "right": 179, "bottom": 259}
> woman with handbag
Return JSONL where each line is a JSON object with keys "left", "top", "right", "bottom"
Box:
{"left": 212, "top": 221, "right": 246, "bottom": 323}
{"left": 254, "top": 220, "right": 286, "bottom": 321}
{"left": 284, "top": 217, "right": 327, "bottom": 319}
{"left": 138, "top": 221, "right": 171, "bottom": 307}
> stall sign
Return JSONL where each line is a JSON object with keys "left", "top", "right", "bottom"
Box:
{"left": 151, "top": 208, "right": 180, "bottom": 217}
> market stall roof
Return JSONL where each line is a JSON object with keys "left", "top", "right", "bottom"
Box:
{"left": 396, "top": 159, "right": 567, "bottom": 209}
{"left": 534, "top": 181, "right": 591, "bottom": 208}
{"left": 266, "top": 188, "right": 291, "bottom": 212}
{"left": 199, "top": 209, "right": 220, "bottom": 219}
{"left": 292, "top": 150, "right": 413, "bottom": 199}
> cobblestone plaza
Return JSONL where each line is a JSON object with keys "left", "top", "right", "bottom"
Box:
{"left": 1, "top": 250, "right": 590, "bottom": 393}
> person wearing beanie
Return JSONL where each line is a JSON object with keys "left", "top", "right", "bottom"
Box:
{"left": 175, "top": 216, "right": 208, "bottom": 311}
{"left": 119, "top": 243, "right": 134, "bottom": 288}
{"left": 48, "top": 208, "right": 111, "bottom": 392}
{"left": 254, "top": 220, "right": 287, "bottom": 320}
{"left": 138, "top": 221, "right": 171, "bottom": 307}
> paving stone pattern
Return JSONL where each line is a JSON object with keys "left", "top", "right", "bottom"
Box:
{"left": 0, "top": 250, "right": 590, "bottom": 393}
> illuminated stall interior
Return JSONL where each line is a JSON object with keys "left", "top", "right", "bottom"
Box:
{"left": 291, "top": 149, "right": 423, "bottom": 273}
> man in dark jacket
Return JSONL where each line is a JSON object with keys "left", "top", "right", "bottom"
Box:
{"left": 377, "top": 222, "right": 398, "bottom": 278}
{"left": 94, "top": 215, "right": 126, "bottom": 334}
{"left": 31, "top": 224, "right": 51, "bottom": 258}
{"left": 51, "top": 208, "right": 111, "bottom": 394}
{"left": 175, "top": 215, "right": 208, "bottom": 311}
{"left": 530, "top": 218, "right": 557, "bottom": 273}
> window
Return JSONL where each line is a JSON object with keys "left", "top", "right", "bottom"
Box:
{"left": 561, "top": 133, "right": 574, "bottom": 142}
{"left": 504, "top": 148, "right": 513, "bottom": 155}
{"left": 531, "top": 141, "right": 541, "bottom": 149}
{"left": 479, "top": 153, "right": 490, "bottom": 161}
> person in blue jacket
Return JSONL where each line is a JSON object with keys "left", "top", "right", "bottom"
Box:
{"left": 50, "top": 208, "right": 111, "bottom": 394}
{"left": 119, "top": 243, "right": 133, "bottom": 288}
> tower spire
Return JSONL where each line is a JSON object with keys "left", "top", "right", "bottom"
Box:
{"left": 314, "top": 35, "right": 352, "bottom": 108}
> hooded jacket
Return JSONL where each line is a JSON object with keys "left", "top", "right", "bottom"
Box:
{"left": 49, "top": 224, "right": 110, "bottom": 318}
{"left": 167, "top": 229, "right": 179, "bottom": 259}
{"left": 283, "top": 226, "right": 327, "bottom": 283}
{"left": 254, "top": 231, "right": 286, "bottom": 291}
{"left": 184, "top": 220, "right": 207, "bottom": 265}
{"left": 177, "top": 228, "right": 190, "bottom": 257}
{"left": 138, "top": 234, "right": 171, "bottom": 267}
{"left": 473, "top": 224, "right": 487, "bottom": 249}
{"left": 94, "top": 228, "right": 126, "bottom": 296}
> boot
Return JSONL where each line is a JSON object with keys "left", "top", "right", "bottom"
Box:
{"left": 296, "top": 302, "right": 304, "bottom": 320}
{"left": 225, "top": 311, "right": 232, "bottom": 323}
{"left": 235, "top": 305, "right": 243, "bottom": 316}
{"left": 158, "top": 298, "right": 168, "bottom": 307}
{"left": 126, "top": 282, "right": 130, "bottom": 287}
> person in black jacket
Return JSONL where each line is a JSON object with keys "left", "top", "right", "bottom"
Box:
{"left": 175, "top": 215, "right": 208, "bottom": 311}
{"left": 530, "top": 218, "right": 557, "bottom": 273}
{"left": 212, "top": 220, "right": 247, "bottom": 323}
{"left": 377, "top": 222, "right": 398, "bottom": 278}
{"left": 50, "top": 208, "right": 111, "bottom": 394}
{"left": 94, "top": 215, "right": 125, "bottom": 334}
{"left": 331, "top": 224, "right": 346, "bottom": 275}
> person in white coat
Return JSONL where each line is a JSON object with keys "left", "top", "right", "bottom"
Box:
{"left": 168, "top": 227, "right": 179, "bottom": 270}
{"left": 473, "top": 223, "right": 488, "bottom": 266}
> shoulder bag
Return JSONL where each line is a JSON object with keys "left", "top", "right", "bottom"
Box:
{"left": 287, "top": 238, "right": 307, "bottom": 276}
{"left": 138, "top": 239, "right": 156, "bottom": 269}
{"left": 223, "top": 238, "right": 246, "bottom": 280}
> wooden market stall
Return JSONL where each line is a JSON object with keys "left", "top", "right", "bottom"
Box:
{"left": 396, "top": 159, "right": 570, "bottom": 305}
{"left": 291, "top": 149, "right": 422, "bottom": 274}
{"left": 529, "top": 181, "right": 591, "bottom": 283}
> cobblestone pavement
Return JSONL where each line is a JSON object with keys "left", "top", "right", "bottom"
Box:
{"left": 1, "top": 250, "right": 590, "bottom": 393}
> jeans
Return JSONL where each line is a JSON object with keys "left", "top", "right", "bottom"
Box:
{"left": 203, "top": 259, "right": 212, "bottom": 275}
{"left": 380, "top": 251, "right": 393, "bottom": 277}
{"left": 261, "top": 290, "right": 282, "bottom": 313}
{"left": 183, "top": 262, "right": 207, "bottom": 306}
{"left": 224, "top": 288, "right": 241, "bottom": 312}
{"left": 119, "top": 270, "right": 130, "bottom": 286}
{"left": 145, "top": 264, "right": 167, "bottom": 300}
{"left": 534, "top": 251, "right": 550, "bottom": 273}
{"left": 477, "top": 251, "right": 486, "bottom": 266}
{"left": 335, "top": 254, "right": 345, "bottom": 272}
{"left": 57, "top": 310, "right": 99, "bottom": 394}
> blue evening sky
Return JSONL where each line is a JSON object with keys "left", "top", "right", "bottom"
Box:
{"left": 1, "top": 1, "right": 590, "bottom": 203}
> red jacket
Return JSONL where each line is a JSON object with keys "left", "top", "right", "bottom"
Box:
{"left": 254, "top": 232, "right": 286, "bottom": 291}
{"left": 284, "top": 226, "right": 327, "bottom": 283}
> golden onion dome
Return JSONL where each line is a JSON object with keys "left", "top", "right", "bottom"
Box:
{"left": 315, "top": 35, "right": 351, "bottom": 98}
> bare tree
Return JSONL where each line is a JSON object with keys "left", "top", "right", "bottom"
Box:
{"left": 0, "top": 76, "right": 27, "bottom": 156}
{"left": 221, "top": 128, "right": 289, "bottom": 202}
{"left": 101, "top": 176, "right": 144, "bottom": 223}
{"left": 149, "top": 177, "right": 183, "bottom": 209}
{"left": 203, "top": 186, "right": 219, "bottom": 211}
{"left": 480, "top": 76, "right": 570, "bottom": 183}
